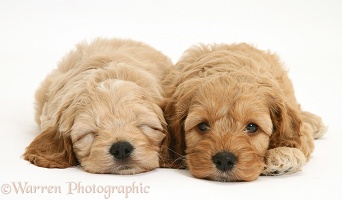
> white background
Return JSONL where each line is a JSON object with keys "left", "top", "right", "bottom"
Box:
{"left": 1, "top": 0, "right": 341, "bottom": 199}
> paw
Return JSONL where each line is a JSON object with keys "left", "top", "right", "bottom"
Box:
{"left": 310, "top": 122, "right": 327, "bottom": 139}
{"left": 301, "top": 111, "right": 327, "bottom": 139}
{"left": 261, "top": 147, "right": 306, "bottom": 176}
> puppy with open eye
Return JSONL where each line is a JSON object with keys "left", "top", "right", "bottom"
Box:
{"left": 161, "top": 43, "right": 326, "bottom": 181}
{"left": 23, "top": 38, "right": 173, "bottom": 174}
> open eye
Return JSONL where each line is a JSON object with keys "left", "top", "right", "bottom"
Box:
{"left": 197, "top": 122, "right": 210, "bottom": 132}
{"left": 244, "top": 123, "right": 259, "bottom": 133}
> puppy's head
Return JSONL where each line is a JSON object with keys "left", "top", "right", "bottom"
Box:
{"left": 73, "top": 79, "right": 166, "bottom": 174}
{"left": 164, "top": 45, "right": 304, "bottom": 181}
{"left": 24, "top": 67, "right": 166, "bottom": 174}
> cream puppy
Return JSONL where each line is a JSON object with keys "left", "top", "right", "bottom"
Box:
{"left": 24, "top": 38, "right": 172, "bottom": 174}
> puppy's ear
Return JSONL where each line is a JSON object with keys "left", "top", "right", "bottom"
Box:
{"left": 161, "top": 78, "right": 202, "bottom": 166}
{"left": 23, "top": 91, "right": 79, "bottom": 168}
{"left": 267, "top": 92, "right": 313, "bottom": 157}
{"left": 23, "top": 126, "right": 78, "bottom": 168}
{"left": 269, "top": 97, "right": 301, "bottom": 147}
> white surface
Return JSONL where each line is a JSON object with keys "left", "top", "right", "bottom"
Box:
{"left": 1, "top": 0, "right": 341, "bottom": 199}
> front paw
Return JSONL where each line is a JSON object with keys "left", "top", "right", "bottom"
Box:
{"left": 261, "top": 147, "right": 306, "bottom": 176}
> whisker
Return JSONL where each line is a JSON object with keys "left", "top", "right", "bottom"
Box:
{"left": 171, "top": 156, "right": 187, "bottom": 169}
{"left": 161, "top": 145, "right": 184, "bottom": 157}
{"left": 158, "top": 145, "right": 187, "bottom": 169}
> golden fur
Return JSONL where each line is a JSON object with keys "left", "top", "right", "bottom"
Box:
{"left": 23, "top": 38, "right": 173, "bottom": 174}
{"left": 161, "top": 43, "right": 326, "bottom": 181}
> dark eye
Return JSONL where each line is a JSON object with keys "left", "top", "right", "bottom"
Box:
{"left": 244, "top": 123, "right": 258, "bottom": 133}
{"left": 197, "top": 122, "right": 210, "bottom": 132}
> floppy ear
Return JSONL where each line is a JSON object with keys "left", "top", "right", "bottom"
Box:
{"left": 268, "top": 94, "right": 315, "bottom": 158}
{"left": 268, "top": 97, "right": 301, "bottom": 149}
{"left": 23, "top": 126, "right": 78, "bottom": 168}
{"left": 23, "top": 91, "right": 79, "bottom": 168}
{"left": 161, "top": 78, "right": 202, "bottom": 167}
{"left": 266, "top": 86, "right": 315, "bottom": 157}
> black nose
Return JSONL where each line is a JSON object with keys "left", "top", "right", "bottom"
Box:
{"left": 212, "top": 152, "right": 237, "bottom": 171}
{"left": 109, "top": 141, "right": 134, "bottom": 160}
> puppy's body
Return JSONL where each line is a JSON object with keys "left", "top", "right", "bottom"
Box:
{"left": 161, "top": 43, "right": 326, "bottom": 181}
{"left": 24, "top": 38, "right": 173, "bottom": 174}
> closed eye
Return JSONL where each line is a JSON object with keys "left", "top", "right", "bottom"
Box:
{"left": 140, "top": 124, "right": 162, "bottom": 133}
{"left": 74, "top": 131, "right": 97, "bottom": 142}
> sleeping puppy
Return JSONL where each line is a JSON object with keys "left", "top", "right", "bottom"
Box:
{"left": 161, "top": 43, "right": 326, "bottom": 181}
{"left": 23, "top": 38, "right": 172, "bottom": 174}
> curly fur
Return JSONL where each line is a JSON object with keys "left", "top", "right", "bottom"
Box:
{"left": 23, "top": 38, "right": 173, "bottom": 174}
{"left": 160, "top": 43, "right": 326, "bottom": 181}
